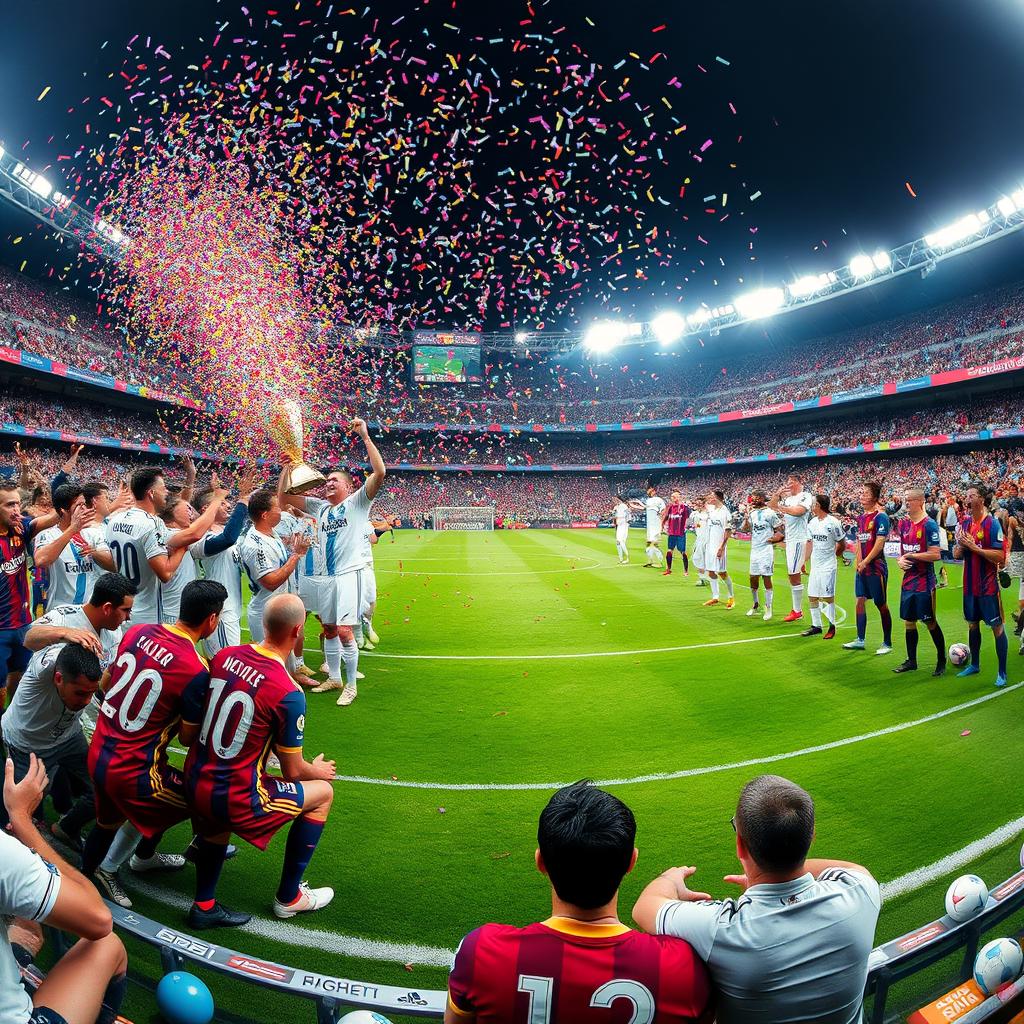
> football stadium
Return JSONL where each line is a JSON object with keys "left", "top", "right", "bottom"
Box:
{"left": 2, "top": 2, "right": 1024, "bottom": 1023}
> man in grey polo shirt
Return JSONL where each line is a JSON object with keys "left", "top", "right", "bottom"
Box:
{"left": 633, "top": 774, "right": 880, "bottom": 1024}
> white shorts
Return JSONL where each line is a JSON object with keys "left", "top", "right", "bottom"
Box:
{"left": 646, "top": 526, "right": 662, "bottom": 544}
{"left": 313, "top": 573, "right": 361, "bottom": 627}
{"left": 359, "top": 565, "right": 377, "bottom": 618}
{"left": 297, "top": 575, "right": 318, "bottom": 614}
{"left": 615, "top": 526, "right": 629, "bottom": 545}
{"left": 749, "top": 550, "right": 775, "bottom": 577}
{"left": 247, "top": 603, "right": 267, "bottom": 644}
{"left": 708, "top": 549, "right": 728, "bottom": 574}
{"left": 808, "top": 567, "right": 837, "bottom": 599}
{"left": 205, "top": 615, "right": 241, "bottom": 657}
{"left": 786, "top": 540, "right": 807, "bottom": 575}
{"left": 692, "top": 542, "right": 707, "bottom": 570}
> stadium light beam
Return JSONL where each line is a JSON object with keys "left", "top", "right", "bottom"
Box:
{"left": 734, "top": 287, "right": 784, "bottom": 320}
{"left": 651, "top": 311, "right": 686, "bottom": 345}
{"left": 848, "top": 254, "right": 875, "bottom": 278}
{"left": 583, "top": 320, "right": 629, "bottom": 353}
{"left": 925, "top": 213, "right": 984, "bottom": 250}
{"left": 687, "top": 306, "right": 712, "bottom": 328}
{"left": 872, "top": 250, "right": 892, "bottom": 271}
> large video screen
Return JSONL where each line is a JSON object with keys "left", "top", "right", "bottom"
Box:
{"left": 412, "top": 345, "right": 482, "bottom": 383}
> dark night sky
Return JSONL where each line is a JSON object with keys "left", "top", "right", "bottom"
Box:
{"left": 2, "top": 0, "right": 1024, "bottom": 338}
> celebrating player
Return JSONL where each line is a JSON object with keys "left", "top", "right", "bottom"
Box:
{"left": 743, "top": 490, "right": 783, "bottom": 620}
{"left": 893, "top": 488, "right": 947, "bottom": 677}
{"left": 661, "top": 489, "right": 690, "bottom": 577}
{"left": 282, "top": 418, "right": 386, "bottom": 705}
{"left": 802, "top": 495, "right": 845, "bottom": 640}
{"left": 770, "top": 474, "right": 814, "bottom": 622}
{"left": 611, "top": 494, "right": 632, "bottom": 564}
{"left": 80, "top": 580, "right": 228, "bottom": 907}
{"left": 183, "top": 594, "right": 337, "bottom": 927}
{"left": 842, "top": 480, "right": 893, "bottom": 655}
{"left": 953, "top": 484, "right": 1009, "bottom": 687}
{"left": 642, "top": 486, "right": 666, "bottom": 569}
{"left": 702, "top": 490, "right": 735, "bottom": 609}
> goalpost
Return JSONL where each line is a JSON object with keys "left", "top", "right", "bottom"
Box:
{"left": 432, "top": 506, "right": 495, "bottom": 531}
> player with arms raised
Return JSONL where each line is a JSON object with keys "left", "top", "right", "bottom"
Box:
{"left": 660, "top": 490, "right": 690, "bottom": 577}
{"left": 743, "top": 490, "right": 783, "bottom": 620}
{"left": 446, "top": 782, "right": 712, "bottom": 1024}
{"left": 892, "top": 488, "right": 946, "bottom": 677}
{"left": 643, "top": 486, "right": 666, "bottom": 569}
{"left": 842, "top": 480, "right": 893, "bottom": 656}
{"left": 802, "top": 495, "right": 845, "bottom": 640}
{"left": 281, "top": 418, "right": 386, "bottom": 706}
{"left": 183, "top": 594, "right": 337, "bottom": 926}
{"left": 769, "top": 474, "right": 814, "bottom": 622}
{"left": 953, "top": 483, "right": 1009, "bottom": 687}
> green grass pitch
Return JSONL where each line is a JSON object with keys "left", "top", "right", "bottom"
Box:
{"left": 117, "top": 528, "right": 1024, "bottom": 1021}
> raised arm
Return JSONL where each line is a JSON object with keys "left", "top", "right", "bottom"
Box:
{"left": 32, "top": 505, "right": 95, "bottom": 569}
{"left": 352, "top": 418, "right": 386, "bottom": 500}
{"left": 166, "top": 486, "right": 230, "bottom": 550}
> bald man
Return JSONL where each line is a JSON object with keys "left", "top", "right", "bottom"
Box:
{"left": 181, "top": 594, "right": 337, "bottom": 929}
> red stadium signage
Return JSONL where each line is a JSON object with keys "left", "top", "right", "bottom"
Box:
{"left": 227, "top": 955, "right": 294, "bottom": 983}
{"left": 0, "top": 346, "right": 20, "bottom": 364}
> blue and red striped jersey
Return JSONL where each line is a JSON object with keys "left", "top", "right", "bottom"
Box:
{"left": 898, "top": 516, "right": 939, "bottom": 593}
{"left": 0, "top": 515, "right": 35, "bottom": 629}
{"left": 960, "top": 515, "right": 1003, "bottom": 597}
{"left": 856, "top": 511, "right": 890, "bottom": 577}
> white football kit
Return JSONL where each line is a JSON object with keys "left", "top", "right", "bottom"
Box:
{"left": 33, "top": 524, "right": 109, "bottom": 610}
{"left": 358, "top": 522, "right": 377, "bottom": 620}
{"left": 276, "top": 509, "right": 317, "bottom": 613}
{"left": 748, "top": 507, "right": 782, "bottom": 577}
{"left": 807, "top": 514, "right": 845, "bottom": 599}
{"left": 192, "top": 531, "right": 244, "bottom": 655}
{"left": 691, "top": 510, "right": 707, "bottom": 570}
{"left": 240, "top": 529, "right": 291, "bottom": 643}
{"left": 158, "top": 528, "right": 196, "bottom": 625}
{"left": 704, "top": 505, "right": 732, "bottom": 573}
{"left": 104, "top": 508, "right": 169, "bottom": 624}
{"left": 306, "top": 487, "right": 373, "bottom": 626}
{"left": 781, "top": 490, "right": 814, "bottom": 573}
{"left": 613, "top": 502, "right": 630, "bottom": 543}
{"left": 644, "top": 496, "right": 667, "bottom": 543}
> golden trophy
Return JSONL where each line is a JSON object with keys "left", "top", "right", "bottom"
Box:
{"left": 268, "top": 399, "right": 325, "bottom": 495}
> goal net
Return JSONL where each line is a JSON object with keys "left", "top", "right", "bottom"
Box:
{"left": 432, "top": 506, "right": 495, "bottom": 531}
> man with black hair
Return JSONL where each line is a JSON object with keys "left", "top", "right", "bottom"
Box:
{"left": 33, "top": 484, "right": 115, "bottom": 611}
{"left": 702, "top": 490, "right": 735, "bottom": 609}
{"left": 742, "top": 490, "right": 782, "bottom": 620}
{"left": 843, "top": 480, "right": 894, "bottom": 655}
{"left": 1, "top": 645, "right": 105, "bottom": 850}
{"left": 634, "top": 774, "right": 879, "bottom": 1024}
{"left": 954, "top": 483, "right": 1009, "bottom": 687}
{"left": 802, "top": 494, "right": 845, "bottom": 640}
{"left": 446, "top": 781, "right": 712, "bottom": 1024}
{"left": 81, "top": 579, "right": 228, "bottom": 908}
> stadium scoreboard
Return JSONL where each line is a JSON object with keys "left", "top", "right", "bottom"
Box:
{"left": 411, "top": 332, "right": 482, "bottom": 383}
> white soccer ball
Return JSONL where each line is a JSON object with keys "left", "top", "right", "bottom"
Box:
{"left": 339, "top": 1014, "right": 393, "bottom": 1024}
{"left": 948, "top": 642, "right": 971, "bottom": 667}
{"left": 944, "top": 874, "right": 989, "bottom": 922}
{"left": 974, "top": 937, "right": 1023, "bottom": 995}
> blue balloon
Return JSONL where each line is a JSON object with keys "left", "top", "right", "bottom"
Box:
{"left": 156, "top": 971, "right": 215, "bottom": 1024}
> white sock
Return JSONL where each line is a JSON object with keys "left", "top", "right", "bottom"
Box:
{"left": 810, "top": 605, "right": 822, "bottom": 628}
{"left": 766, "top": 588, "right": 774, "bottom": 610}
{"left": 710, "top": 578, "right": 720, "bottom": 599}
{"left": 750, "top": 589, "right": 759, "bottom": 607}
{"left": 363, "top": 615, "right": 374, "bottom": 635}
{"left": 353, "top": 621, "right": 363, "bottom": 644}
{"left": 822, "top": 602, "right": 835, "bottom": 625}
{"left": 341, "top": 639, "right": 359, "bottom": 689}
{"left": 791, "top": 584, "right": 804, "bottom": 613}
{"left": 324, "top": 637, "right": 342, "bottom": 680}
{"left": 101, "top": 823, "right": 142, "bottom": 872}
{"left": 725, "top": 577, "right": 734, "bottom": 598}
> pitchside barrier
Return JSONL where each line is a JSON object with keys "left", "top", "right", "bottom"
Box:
{"left": 70, "top": 867, "right": 1024, "bottom": 1023}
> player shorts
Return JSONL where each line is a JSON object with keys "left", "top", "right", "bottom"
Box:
{"left": 89, "top": 758, "right": 190, "bottom": 839}
{"left": 358, "top": 565, "right": 377, "bottom": 617}
{"left": 247, "top": 603, "right": 268, "bottom": 644}
{"left": 786, "top": 541, "right": 807, "bottom": 575}
{"left": 749, "top": 549, "right": 774, "bottom": 577}
{"left": 314, "top": 573, "right": 361, "bottom": 626}
{"left": 667, "top": 534, "right": 687, "bottom": 552}
{"left": 708, "top": 549, "right": 728, "bottom": 574}
{"left": 900, "top": 589, "right": 936, "bottom": 623}
{"left": 963, "top": 593, "right": 1003, "bottom": 627}
{"left": 297, "top": 575, "right": 318, "bottom": 614}
{"left": 615, "top": 526, "right": 629, "bottom": 545}
{"left": 192, "top": 776, "right": 305, "bottom": 851}
{"left": 808, "top": 567, "right": 837, "bottom": 599}
{"left": 692, "top": 542, "right": 707, "bottom": 570}
{"left": 646, "top": 526, "right": 662, "bottom": 544}
{"left": 0, "top": 625, "right": 31, "bottom": 676}
{"left": 205, "top": 614, "right": 241, "bottom": 657}
{"left": 855, "top": 571, "right": 888, "bottom": 605}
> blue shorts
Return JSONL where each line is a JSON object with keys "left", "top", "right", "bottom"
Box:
{"left": 0, "top": 625, "right": 31, "bottom": 676}
{"left": 900, "top": 590, "right": 936, "bottom": 623}
{"left": 963, "top": 594, "right": 1003, "bottom": 627}
{"left": 855, "top": 572, "right": 888, "bottom": 605}
{"left": 667, "top": 534, "right": 687, "bottom": 552}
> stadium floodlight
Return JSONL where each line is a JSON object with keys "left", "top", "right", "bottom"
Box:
{"left": 651, "top": 311, "right": 686, "bottom": 345}
{"left": 583, "top": 320, "right": 629, "bottom": 353}
{"left": 872, "top": 250, "right": 892, "bottom": 271}
{"left": 848, "top": 253, "right": 875, "bottom": 278}
{"left": 998, "top": 196, "right": 1019, "bottom": 217}
{"left": 925, "top": 213, "right": 984, "bottom": 250}
{"left": 514, "top": 331, "right": 529, "bottom": 343}
{"left": 789, "top": 272, "right": 834, "bottom": 298}
{"left": 0, "top": 144, "right": 5, "bottom": 160}
{"left": 687, "top": 306, "right": 712, "bottom": 327}
{"left": 29, "top": 175, "right": 53, "bottom": 200}
{"left": 1014, "top": 189, "right": 1024, "bottom": 210}
{"left": 734, "top": 287, "right": 784, "bottom": 320}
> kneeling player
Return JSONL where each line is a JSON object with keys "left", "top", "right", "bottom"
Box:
{"left": 893, "top": 488, "right": 946, "bottom": 676}
{"left": 802, "top": 495, "right": 844, "bottom": 640}
{"left": 82, "top": 579, "right": 228, "bottom": 906}
{"left": 183, "top": 593, "right": 337, "bottom": 928}
{"left": 743, "top": 491, "right": 782, "bottom": 620}
{"left": 953, "top": 484, "right": 1009, "bottom": 687}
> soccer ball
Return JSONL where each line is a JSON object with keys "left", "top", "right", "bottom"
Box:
{"left": 944, "top": 874, "right": 988, "bottom": 922}
{"left": 973, "top": 937, "right": 1023, "bottom": 995}
{"left": 948, "top": 642, "right": 971, "bottom": 666}
{"left": 339, "top": 1014, "right": 394, "bottom": 1024}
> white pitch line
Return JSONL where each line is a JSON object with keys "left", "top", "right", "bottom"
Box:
{"left": 375, "top": 560, "right": 605, "bottom": 576}
{"left": 879, "top": 816, "right": 1024, "bottom": 901}
{"left": 124, "top": 813, "right": 1024, "bottom": 967}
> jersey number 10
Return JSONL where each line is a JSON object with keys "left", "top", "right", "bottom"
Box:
{"left": 198, "top": 677, "right": 256, "bottom": 760}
